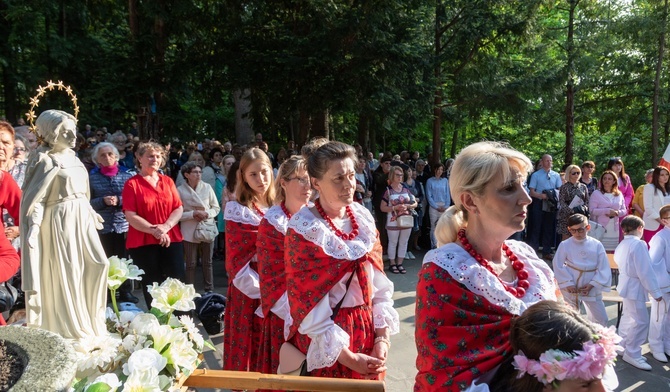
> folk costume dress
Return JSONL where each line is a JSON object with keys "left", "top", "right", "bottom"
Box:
{"left": 285, "top": 202, "right": 399, "bottom": 379}
{"left": 414, "top": 241, "right": 557, "bottom": 391}
{"left": 223, "top": 201, "right": 267, "bottom": 372}
{"left": 256, "top": 205, "right": 293, "bottom": 377}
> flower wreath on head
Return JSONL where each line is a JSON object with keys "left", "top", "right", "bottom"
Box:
{"left": 512, "top": 325, "right": 623, "bottom": 385}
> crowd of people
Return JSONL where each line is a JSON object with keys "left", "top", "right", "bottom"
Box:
{"left": 1, "top": 113, "right": 670, "bottom": 390}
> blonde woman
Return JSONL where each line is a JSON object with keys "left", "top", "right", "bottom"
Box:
{"left": 556, "top": 164, "right": 589, "bottom": 240}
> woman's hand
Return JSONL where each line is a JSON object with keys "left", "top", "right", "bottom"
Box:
{"left": 193, "top": 210, "right": 208, "bottom": 222}
{"left": 151, "top": 223, "right": 171, "bottom": 239}
{"left": 4, "top": 226, "right": 19, "bottom": 240}
{"left": 338, "top": 348, "right": 386, "bottom": 378}
{"left": 371, "top": 340, "right": 389, "bottom": 363}
{"left": 104, "top": 195, "right": 118, "bottom": 206}
{"left": 158, "top": 233, "right": 171, "bottom": 247}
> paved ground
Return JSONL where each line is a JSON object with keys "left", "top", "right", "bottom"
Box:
{"left": 175, "top": 249, "right": 670, "bottom": 391}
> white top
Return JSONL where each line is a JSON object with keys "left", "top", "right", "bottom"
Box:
{"left": 642, "top": 184, "right": 670, "bottom": 231}
{"left": 614, "top": 235, "right": 662, "bottom": 301}
{"left": 177, "top": 181, "right": 220, "bottom": 243}
{"left": 648, "top": 227, "right": 670, "bottom": 293}
{"left": 553, "top": 237, "right": 611, "bottom": 300}
{"left": 288, "top": 202, "right": 400, "bottom": 371}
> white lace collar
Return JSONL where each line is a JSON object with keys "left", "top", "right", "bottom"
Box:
{"left": 423, "top": 241, "right": 556, "bottom": 316}
{"left": 224, "top": 201, "right": 266, "bottom": 226}
{"left": 264, "top": 205, "right": 290, "bottom": 235}
{"left": 288, "top": 202, "right": 376, "bottom": 260}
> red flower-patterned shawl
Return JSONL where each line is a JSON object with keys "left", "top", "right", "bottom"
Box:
{"left": 256, "top": 205, "right": 290, "bottom": 318}
{"left": 285, "top": 203, "right": 383, "bottom": 340}
{"left": 224, "top": 201, "right": 264, "bottom": 278}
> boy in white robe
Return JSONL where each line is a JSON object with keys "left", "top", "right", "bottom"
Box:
{"left": 614, "top": 215, "right": 663, "bottom": 371}
{"left": 553, "top": 213, "right": 611, "bottom": 326}
{"left": 647, "top": 204, "right": 670, "bottom": 363}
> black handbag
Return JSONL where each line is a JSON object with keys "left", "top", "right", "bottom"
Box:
{"left": 0, "top": 280, "right": 18, "bottom": 313}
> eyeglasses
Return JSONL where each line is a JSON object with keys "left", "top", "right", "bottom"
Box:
{"left": 14, "top": 147, "right": 25, "bottom": 152}
{"left": 571, "top": 171, "right": 580, "bottom": 176}
{"left": 287, "top": 177, "right": 310, "bottom": 186}
{"left": 394, "top": 173, "right": 403, "bottom": 177}
{"left": 568, "top": 226, "right": 587, "bottom": 234}
{"left": 96, "top": 133, "right": 104, "bottom": 137}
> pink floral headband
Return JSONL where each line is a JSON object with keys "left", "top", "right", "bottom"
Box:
{"left": 512, "top": 325, "right": 623, "bottom": 385}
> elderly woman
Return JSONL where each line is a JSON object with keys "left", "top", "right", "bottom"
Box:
{"left": 177, "top": 162, "right": 219, "bottom": 292}
{"left": 285, "top": 141, "right": 399, "bottom": 379}
{"left": 21, "top": 110, "right": 109, "bottom": 339}
{"left": 256, "top": 155, "right": 312, "bottom": 376}
{"left": 380, "top": 165, "right": 417, "bottom": 274}
{"left": 557, "top": 164, "right": 590, "bottom": 240}
{"left": 122, "top": 141, "right": 185, "bottom": 307}
{"left": 414, "top": 141, "right": 557, "bottom": 391}
{"left": 175, "top": 151, "right": 206, "bottom": 187}
{"left": 89, "top": 141, "right": 137, "bottom": 303}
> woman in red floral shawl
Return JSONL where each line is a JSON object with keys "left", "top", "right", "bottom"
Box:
{"left": 223, "top": 148, "right": 275, "bottom": 372}
{"left": 285, "top": 141, "right": 400, "bottom": 380}
{"left": 414, "top": 141, "right": 558, "bottom": 391}
{"left": 256, "top": 156, "right": 312, "bottom": 378}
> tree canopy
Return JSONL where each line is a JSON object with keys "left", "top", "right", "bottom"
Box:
{"left": 0, "top": 0, "right": 668, "bottom": 183}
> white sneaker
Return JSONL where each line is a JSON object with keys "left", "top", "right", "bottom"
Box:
{"left": 407, "top": 252, "right": 415, "bottom": 260}
{"left": 652, "top": 351, "right": 668, "bottom": 363}
{"left": 622, "top": 353, "right": 652, "bottom": 370}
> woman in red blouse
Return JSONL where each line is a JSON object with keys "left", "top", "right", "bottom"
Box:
{"left": 223, "top": 147, "right": 275, "bottom": 372}
{"left": 256, "top": 155, "right": 311, "bottom": 379}
{"left": 122, "top": 141, "right": 185, "bottom": 307}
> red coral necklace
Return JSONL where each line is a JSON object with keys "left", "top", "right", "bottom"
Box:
{"left": 314, "top": 198, "right": 359, "bottom": 240}
{"left": 252, "top": 202, "right": 266, "bottom": 217}
{"left": 280, "top": 202, "right": 292, "bottom": 219}
{"left": 457, "top": 228, "right": 530, "bottom": 298}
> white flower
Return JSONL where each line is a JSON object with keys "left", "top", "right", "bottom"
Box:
{"left": 73, "top": 335, "right": 122, "bottom": 372}
{"left": 85, "top": 373, "right": 122, "bottom": 391}
{"left": 150, "top": 325, "right": 198, "bottom": 373}
{"left": 107, "top": 308, "right": 137, "bottom": 326}
{"left": 122, "top": 367, "right": 161, "bottom": 392}
{"left": 122, "top": 348, "right": 167, "bottom": 376}
{"left": 179, "top": 315, "right": 204, "bottom": 350}
{"left": 122, "top": 334, "right": 148, "bottom": 353}
{"left": 108, "top": 256, "right": 144, "bottom": 291}
{"left": 129, "top": 313, "right": 160, "bottom": 336}
{"left": 147, "top": 278, "right": 200, "bottom": 314}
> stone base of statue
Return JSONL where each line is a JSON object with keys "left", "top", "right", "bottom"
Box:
{"left": 0, "top": 326, "right": 77, "bottom": 391}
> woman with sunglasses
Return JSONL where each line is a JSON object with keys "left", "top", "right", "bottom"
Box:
{"left": 557, "top": 165, "right": 590, "bottom": 240}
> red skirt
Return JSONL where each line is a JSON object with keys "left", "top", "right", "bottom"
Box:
{"left": 222, "top": 283, "right": 263, "bottom": 371}
{"left": 292, "top": 305, "right": 377, "bottom": 380}
{"left": 256, "top": 312, "right": 287, "bottom": 392}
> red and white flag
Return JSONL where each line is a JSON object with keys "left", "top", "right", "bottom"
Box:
{"left": 660, "top": 142, "right": 670, "bottom": 170}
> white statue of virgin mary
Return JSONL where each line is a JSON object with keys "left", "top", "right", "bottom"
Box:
{"left": 20, "top": 109, "right": 109, "bottom": 339}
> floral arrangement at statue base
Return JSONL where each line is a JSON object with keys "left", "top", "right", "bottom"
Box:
{"left": 71, "top": 257, "right": 211, "bottom": 392}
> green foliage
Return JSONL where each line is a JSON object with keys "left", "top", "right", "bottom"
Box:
{"left": 0, "top": 0, "right": 666, "bottom": 184}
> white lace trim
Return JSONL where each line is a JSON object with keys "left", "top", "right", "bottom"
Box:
{"left": 373, "top": 303, "right": 400, "bottom": 335}
{"left": 264, "top": 205, "right": 289, "bottom": 234}
{"left": 423, "top": 240, "right": 556, "bottom": 316}
{"left": 288, "top": 202, "right": 377, "bottom": 260}
{"left": 224, "top": 201, "right": 265, "bottom": 225}
{"left": 306, "top": 324, "right": 350, "bottom": 371}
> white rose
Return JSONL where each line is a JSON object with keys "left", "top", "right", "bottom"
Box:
{"left": 122, "top": 348, "right": 167, "bottom": 376}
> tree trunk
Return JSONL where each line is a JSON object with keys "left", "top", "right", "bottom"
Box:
{"left": 431, "top": 2, "right": 443, "bottom": 164}
{"left": 311, "top": 109, "right": 329, "bottom": 139}
{"left": 564, "top": 0, "right": 577, "bottom": 165}
{"left": 357, "top": 114, "right": 370, "bottom": 153}
{"left": 652, "top": 0, "right": 668, "bottom": 166}
{"left": 297, "top": 110, "right": 310, "bottom": 147}
{"left": 234, "top": 89, "right": 254, "bottom": 145}
{"left": 450, "top": 126, "right": 458, "bottom": 159}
